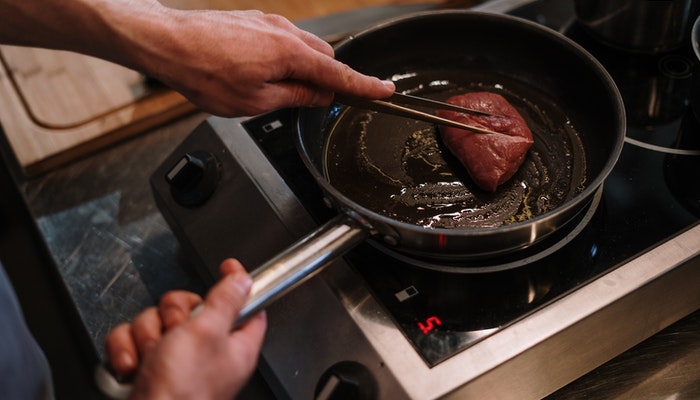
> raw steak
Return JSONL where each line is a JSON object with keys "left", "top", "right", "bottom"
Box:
{"left": 436, "top": 92, "right": 534, "bottom": 192}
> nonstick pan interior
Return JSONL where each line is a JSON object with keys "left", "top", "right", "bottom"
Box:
{"left": 324, "top": 70, "right": 587, "bottom": 229}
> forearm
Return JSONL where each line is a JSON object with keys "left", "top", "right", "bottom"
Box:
{"left": 0, "top": 0, "right": 169, "bottom": 72}
{"left": 0, "top": 0, "right": 395, "bottom": 117}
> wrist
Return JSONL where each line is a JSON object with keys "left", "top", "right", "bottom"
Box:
{"left": 85, "top": 0, "right": 178, "bottom": 75}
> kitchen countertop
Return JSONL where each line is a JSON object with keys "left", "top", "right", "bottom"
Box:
{"left": 1, "top": 3, "right": 699, "bottom": 400}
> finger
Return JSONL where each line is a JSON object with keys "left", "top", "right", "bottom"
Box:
{"left": 159, "top": 290, "right": 203, "bottom": 330}
{"left": 227, "top": 81, "right": 334, "bottom": 119}
{"left": 256, "top": 82, "right": 334, "bottom": 110}
{"left": 262, "top": 13, "right": 334, "bottom": 58}
{"left": 131, "top": 306, "right": 163, "bottom": 356}
{"left": 295, "top": 29, "right": 335, "bottom": 58}
{"left": 218, "top": 257, "right": 247, "bottom": 276}
{"left": 325, "top": 60, "right": 396, "bottom": 98}
{"left": 197, "top": 258, "right": 253, "bottom": 330}
{"left": 227, "top": 310, "right": 268, "bottom": 371}
{"left": 105, "top": 323, "right": 139, "bottom": 376}
{"left": 250, "top": 15, "right": 393, "bottom": 100}
{"left": 223, "top": 260, "right": 266, "bottom": 337}
{"left": 232, "top": 309, "right": 267, "bottom": 345}
{"left": 288, "top": 52, "right": 395, "bottom": 99}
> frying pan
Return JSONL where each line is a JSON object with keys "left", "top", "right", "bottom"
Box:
{"left": 236, "top": 10, "right": 625, "bottom": 323}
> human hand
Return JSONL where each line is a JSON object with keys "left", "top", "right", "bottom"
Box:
{"left": 1, "top": 0, "right": 395, "bottom": 116}
{"left": 111, "top": 4, "right": 396, "bottom": 116}
{"left": 105, "top": 259, "right": 267, "bottom": 400}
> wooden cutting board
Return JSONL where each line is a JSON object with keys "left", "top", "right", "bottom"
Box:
{"left": 0, "top": 0, "right": 454, "bottom": 176}
{"left": 0, "top": 46, "right": 195, "bottom": 176}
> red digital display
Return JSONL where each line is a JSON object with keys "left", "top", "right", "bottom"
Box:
{"left": 418, "top": 316, "right": 442, "bottom": 335}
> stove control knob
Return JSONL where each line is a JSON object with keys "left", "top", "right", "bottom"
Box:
{"left": 315, "top": 361, "right": 377, "bottom": 400}
{"left": 165, "top": 151, "right": 221, "bottom": 207}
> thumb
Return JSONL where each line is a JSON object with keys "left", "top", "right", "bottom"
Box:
{"left": 199, "top": 259, "right": 252, "bottom": 330}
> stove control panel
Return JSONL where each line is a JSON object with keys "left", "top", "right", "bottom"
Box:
{"left": 315, "top": 361, "right": 376, "bottom": 400}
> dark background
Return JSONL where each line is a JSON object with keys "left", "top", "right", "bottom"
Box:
{"left": 0, "top": 154, "right": 103, "bottom": 399}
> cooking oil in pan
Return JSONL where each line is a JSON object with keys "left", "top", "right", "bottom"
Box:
{"left": 324, "top": 76, "right": 587, "bottom": 229}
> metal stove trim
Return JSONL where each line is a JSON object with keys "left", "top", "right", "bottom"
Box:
{"left": 328, "top": 223, "right": 700, "bottom": 399}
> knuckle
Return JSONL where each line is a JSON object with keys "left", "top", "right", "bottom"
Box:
{"left": 189, "top": 317, "right": 221, "bottom": 339}
{"left": 264, "top": 13, "right": 291, "bottom": 27}
{"left": 159, "top": 290, "right": 183, "bottom": 307}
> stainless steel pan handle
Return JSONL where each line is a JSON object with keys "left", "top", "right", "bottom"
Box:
{"left": 236, "top": 214, "right": 368, "bottom": 325}
{"left": 95, "top": 215, "right": 368, "bottom": 399}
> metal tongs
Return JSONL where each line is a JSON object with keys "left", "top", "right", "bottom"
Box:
{"left": 335, "top": 92, "right": 501, "bottom": 134}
